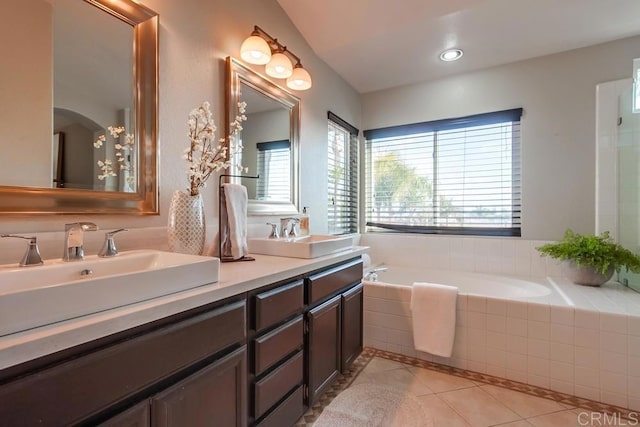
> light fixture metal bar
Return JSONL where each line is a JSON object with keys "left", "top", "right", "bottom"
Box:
{"left": 253, "top": 25, "right": 303, "bottom": 66}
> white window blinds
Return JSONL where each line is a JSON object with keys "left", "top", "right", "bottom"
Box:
{"left": 328, "top": 112, "right": 359, "bottom": 234}
{"left": 364, "top": 108, "right": 522, "bottom": 236}
{"left": 256, "top": 140, "right": 290, "bottom": 201}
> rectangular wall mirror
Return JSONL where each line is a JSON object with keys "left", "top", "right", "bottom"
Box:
{"left": 225, "top": 57, "right": 300, "bottom": 215}
{"left": 0, "top": 0, "right": 158, "bottom": 214}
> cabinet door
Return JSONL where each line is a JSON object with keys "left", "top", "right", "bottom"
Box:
{"left": 341, "top": 284, "right": 363, "bottom": 373}
{"left": 307, "top": 295, "right": 341, "bottom": 403}
{"left": 151, "top": 346, "right": 247, "bottom": 427}
{"left": 100, "top": 400, "right": 150, "bottom": 427}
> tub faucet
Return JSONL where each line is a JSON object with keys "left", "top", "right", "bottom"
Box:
{"left": 364, "top": 267, "right": 388, "bottom": 282}
{"left": 63, "top": 222, "right": 98, "bottom": 261}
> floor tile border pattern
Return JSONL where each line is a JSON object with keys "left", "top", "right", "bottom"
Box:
{"left": 294, "top": 348, "right": 375, "bottom": 426}
{"left": 371, "top": 347, "right": 638, "bottom": 420}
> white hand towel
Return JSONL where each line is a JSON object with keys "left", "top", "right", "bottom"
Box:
{"left": 410, "top": 282, "right": 458, "bottom": 357}
{"left": 222, "top": 183, "right": 248, "bottom": 260}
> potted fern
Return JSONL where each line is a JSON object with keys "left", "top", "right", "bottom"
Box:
{"left": 536, "top": 229, "right": 640, "bottom": 286}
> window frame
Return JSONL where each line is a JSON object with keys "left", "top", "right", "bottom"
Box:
{"left": 363, "top": 108, "right": 523, "bottom": 237}
{"left": 327, "top": 111, "right": 359, "bottom": 235}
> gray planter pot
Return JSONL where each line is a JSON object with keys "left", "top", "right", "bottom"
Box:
{"left": 562, "top": 261, "right": 614, "bottom": 286}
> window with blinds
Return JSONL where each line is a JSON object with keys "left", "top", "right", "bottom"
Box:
{"left": 256, "top": 140, "right": 290, "bottom": 201}
{"left": 328, "top": 112, "right": 359, "bottom": 234}
{"left": 363, "top": 108, "right": 522, "bottom": 237}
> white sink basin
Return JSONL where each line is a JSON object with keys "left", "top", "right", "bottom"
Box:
{"left": 248, "top": 235, "right": 353, "bottom": 259}
{"left": 0, "top": 250, "right": 219, "bottom": 336}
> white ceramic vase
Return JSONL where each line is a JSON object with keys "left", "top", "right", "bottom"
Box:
{"left": 167, "top": 190, "right": 205, "bottom": 255}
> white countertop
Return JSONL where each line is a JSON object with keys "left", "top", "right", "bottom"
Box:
{"left": 0, "top": 247, "right": 368, "bottom": 371}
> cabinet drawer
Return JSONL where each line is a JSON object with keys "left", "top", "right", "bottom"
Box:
{"left": 254, "top": 315, "right": 303, "bottom": 376}
{"left": 254, "top": 280, "right": 303, "bottom": 332}
{"left": 256, "top": 385, "right": 305, "bottom": 427}
{"left": 307, "top": 258, "right": 363, "bottom": 305}
{"left": 254, "top": 350, "right": 303, "bottom": 419}
{"left": 0, "top": 299, "right": 246, "bottom": 426}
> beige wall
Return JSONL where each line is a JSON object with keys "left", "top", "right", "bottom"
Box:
{"left": 362, "top": 35, "right": 640, "bottom": 240}
{"left": 0, "top": 0, "right": 361, "bottom": 246}
{"left": 3, "top": 0, "right": 639, "bottom": 252}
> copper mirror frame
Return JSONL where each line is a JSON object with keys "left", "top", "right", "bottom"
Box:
{"left": 0, "top": 0, "right": 159, "bottom": 215}
{"left": 225, "top": 57, "right": 300, "bottom": 215}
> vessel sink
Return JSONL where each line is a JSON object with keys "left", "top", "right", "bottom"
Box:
{"left": 248, "top": 234, "right": 353, "bottom": 259}
{"left": 0, "top": 250, "right": 219, "bottom": 336}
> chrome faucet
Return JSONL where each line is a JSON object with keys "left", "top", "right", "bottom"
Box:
{"left": 279, "top": 217, "right": 300, "bottom": 238}
{"left": 1, "top": 235, "right": 44, "bottom": 267}
{"left": 63, "top": 222, "right": 98, "bottom": 261}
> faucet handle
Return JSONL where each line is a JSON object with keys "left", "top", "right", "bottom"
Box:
{"left": 99, "top": 228, "right": 128, "bottom": 257}
{"left": 279, "top": 217, "right": 300, "bottom": 238}
{"left": 266, "top": 223, "right": 279, "bottom": 239}
{"left": 1, "top": 234, "right": 44, "bottom": 267}
{"left": 288, "top": 219, "right": 300, "bottom": 237}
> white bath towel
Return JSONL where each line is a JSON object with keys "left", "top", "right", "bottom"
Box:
{"left": 221, "top": 183, "right": 248, "bottom": 260}
{"left": 410, "top": 282, "right": 458, "bottom": 357}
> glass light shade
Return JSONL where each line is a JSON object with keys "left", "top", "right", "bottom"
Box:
{"left": 286, "top": 66, "right": 312, "bottom": 90}
{"left": 265, "top": 52, "right": 293, "bottom": 78}
{"left": 240, "top": 35, "right": 271, "bottom": 65}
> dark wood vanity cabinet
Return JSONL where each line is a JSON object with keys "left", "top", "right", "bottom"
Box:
{"left": 306, "top": 258, "right": 363, "bottom": 404}
{"left": 0, "top": 256, "right": 363, "bottom": 427}
{"left": 249, "top": 257, "right": 363, "bottom": 425}
{"left": 248, "top": 280, "right": 305, "bottom": 426}
{"left": 0, "top": 296, "right": 247, "bottom": 426}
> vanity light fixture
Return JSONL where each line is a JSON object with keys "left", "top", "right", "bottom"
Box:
{"left": 240, "top": 34, "right": 271, "bottom": 65}
{"left": 240, "top": 25, "right": 312, "bottom": 90}
{"left": 265, "top": 50, "right": 293, "bottom": 78}
{"left": 439, "top": 48, "right": 464, "bottom": 62}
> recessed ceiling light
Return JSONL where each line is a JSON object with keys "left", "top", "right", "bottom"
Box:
{"left": 440, "top": 48, "right": 463, "bottom": 62}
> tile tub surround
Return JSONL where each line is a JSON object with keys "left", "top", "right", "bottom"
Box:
{"left": 363, "top": 277, "right": 640, "bottom": 411}
{"left": 360, "top": 233, "right": 623, "bottom": 279}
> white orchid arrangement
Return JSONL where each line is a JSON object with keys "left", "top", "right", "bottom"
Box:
{"left": 93, "top": 125, "right": 135, "bottom": 183}
{"left": 184, "top": 101, "right": 247, "bottom": 196}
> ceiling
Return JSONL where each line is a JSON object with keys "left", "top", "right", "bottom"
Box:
{"left": 276, "top": 0, "right": 640, "bottom": 94}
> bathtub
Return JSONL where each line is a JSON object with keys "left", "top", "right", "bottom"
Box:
{"left": 369, "top": 267, "right": 552, "bottom": 299}
{"left": 362, "top": 265, "right": 640, "bottom": 410}
{"left": 366, "top": 265, "right": 640, "bottom": 309}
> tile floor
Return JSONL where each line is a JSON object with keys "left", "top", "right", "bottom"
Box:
{"left": 298, "top": 348, "right": 638, "bottom": 426}
{"left": 352, "top": 357, "right": 583, "bottom": 426}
